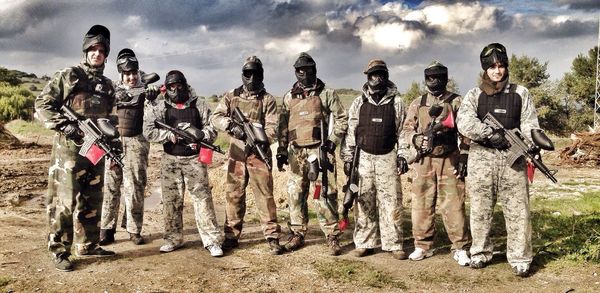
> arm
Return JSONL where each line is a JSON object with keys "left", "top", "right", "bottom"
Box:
{"left": 456, "top": 88, "right": 492, "bottom": 141}
{"left": 34, "top": 68, "right": 74, "bottom": 130}
{"left": 209, "top": 91, "right": 233, "bottom": 132}
{"left": 452, "top": 96, "right": 471, "bottom": 154}
{"left": 142, "top": 97, "right": 169, "bottom": 143}
{"left": 399, "top": 98, "right": 420, "bottom": 151}
{"left": 340, "top": 96, "right": 361, "bottom": 162}
{"left": 394, "top": 95, "right": 408, "bottom": 157}
{"left": 516, "top": 85, "right": 541, "bottom": 141}
{"left": 196, "top": 98, "right": 218, "bottom": 144}
{"left": 262, "top": 93, "right": 278, "bottom": 142}
{"left": 277, "top": 92, "right": 292, "bottom": 148}
{"left": 324, "top": 89, "right": 348, "bottom": 145}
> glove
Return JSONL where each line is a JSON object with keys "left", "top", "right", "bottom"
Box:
{"left": 276, "top": 146, "right": 288, "bottom": 170}
{"left": 228, "top": 124, "right": 246, "bottom": 141}
{"left": 168, "top": 132, "right": 178, "bottom": 144}
{"left": 413, "top": 134, "right": 431, "bottom": 153}
{"left": 487, "top": 129, "right": 510, "bottom": 150}
{"left": 455, "top": 154, "right": 468, "bottom": 180}
{"left": 322, "top": 139, "right": 336, "bottom": 154}
{"left": 60, "top": 123, "right": 83, "bottom": 141}
{"left": 396, "top": 156, "right": 409, "bottom": 175}
{"left": 146, "top": 84, "right": 159, "bottom": 101}
{"left": 343, "top": 161, "right": 353, "bottom": 176}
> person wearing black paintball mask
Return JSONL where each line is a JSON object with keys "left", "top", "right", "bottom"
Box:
{"left": 399, "top": 60, "right": 471, "bottom": 265}
{"left": 457, "top": 43, "right": 554, "bottom": 277}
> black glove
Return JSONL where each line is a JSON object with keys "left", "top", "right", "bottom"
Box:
{"left": 322, "top": 139, "right": 336, "bottom": 154}
{"left": 146, "top": 85, "right": 159, "bottom": 101}
{"left": 228, "top": 124, "right": 246, "bottom": 141}
{"left": 396, "top": 156, "right": 409, "bottom": 175}
{"left": 60, "top": 123, "right": 83, "bottom": 141}
{"left": 276, "top": 146, "right": 288, "bottom": 170}
{"left": 487, "top": 129, "right": 510, "bottom": 150}
{"left": 456, "top": 154, "right": 468, "bottom": 180}
{"left": 343, "top": 161, "right": 353, "bottom": 176}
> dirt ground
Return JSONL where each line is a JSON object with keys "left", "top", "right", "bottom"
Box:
{"left": 1, "top": 134, "right": 600, "bottom": 292}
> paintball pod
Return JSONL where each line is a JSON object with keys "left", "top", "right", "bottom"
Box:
{"left": 339, "top": 146, "right": 360, "bottom": 231}
{"left": 232, "top": 107, "right": 272, "bottom": 170}
{"left": 414, "top": 104, "right": 455, "bottom": 162}
{"left": 154, "top": 120, "right": 224, "bottom": 154}
{"left": 60, "top": 105, "right": 124, "bottom": 168}
{"left": 483, "top": 113, "right": 557, "bottom": 183}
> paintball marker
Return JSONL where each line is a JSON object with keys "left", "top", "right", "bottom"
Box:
{"left": 339, "top": 146, "right": 360, "bottom": 231}
{"left": 414, "top": 104, "right": 455, "bottom": 162}
{"left": 315, "top": 117, "right": 334, "bottom": 199}
{"left": 483, "top": 113, "right": 557, "bottom": 183}
{"left": 117, "top": 72, "right": 160, "bottom": 107}
{"left": 232, "top": 107, "right": 272, "bottom": 170}
{"left": 154, "top": 120, "right": 224, "bottom": 154}
{"left": 60, "top": 105, "right": 124, "bottom": 168}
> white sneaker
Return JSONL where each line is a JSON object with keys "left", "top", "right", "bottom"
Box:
{"left": 453, "top": 249, "right": 470, "bottom": 266}
{"left": 159, "top": 242, "right": 183, "bottom": 253}
{"left": 207, "top": 244, "right": 224, "bottom": 257}
{"left": 409, "top": 247, "right": 429, "bottom": 261}
{"left": 511, "top": 263, "right": 530, "bottom": 277}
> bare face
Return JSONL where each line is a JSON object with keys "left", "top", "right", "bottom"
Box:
{"left": 122, "top": 70, "right": 139, "bottom": 87}
{"left": 486, "top": 62, "right": 506, "bottom": 82}
{"left": 86, "top": 44, "right": 106, "bottom": 67}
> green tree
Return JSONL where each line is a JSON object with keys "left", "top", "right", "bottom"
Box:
{"left": 509, "top": 54, "right": 550, "bottom": 88}
{"left": 402, "top": 81, "right": 424, "bottom": 105}
{"left": 0, "top": 82, "right": 35, "bottom": 121}
{"left": 0, "top": 67, "right": 21, "bottom": 86}
{"left": 561, "top": 46, "right": 598, "bottom": 131}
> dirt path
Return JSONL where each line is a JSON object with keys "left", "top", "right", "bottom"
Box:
{"left": 1, "top": 141, "right": 600, "bottom": 292}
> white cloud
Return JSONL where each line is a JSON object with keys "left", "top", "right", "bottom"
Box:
{"left": 356, "top": 21, "right": 425, "bottom": 51}
{"left": 264, "top": 30, "right": 316, "bottom": 56}
{"left": 419, "top": 3, "right": 499, "bottom": 35}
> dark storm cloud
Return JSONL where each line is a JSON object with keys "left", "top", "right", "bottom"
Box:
{"left": 555, "top": 0, "right": 600, "bottom": 10}
{"left": 534, "top": 18, "right": 597, "bottom": 38}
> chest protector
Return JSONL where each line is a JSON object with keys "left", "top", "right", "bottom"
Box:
{"left": 67, "top": 66, "right": 114, "bottom": 120}
{"left": 117, "top": 91, "right": 145, "bottom": 137}
{"left": 288, "top": 93, "right": 323, "bottom": 147}
{"left": 356, "top": 97, "right": 396, "bottom": 155}
{"left": 417, "top": 93, "right": 459, "bottom": 157}
{"left": 476, "top": 84, "right": 521, "bottom": 130}
{"left": 163, "top": 100, "right": 202, "bottom": 156}
{"left": 229, "top": 88, "right": 264, "bottom": 124}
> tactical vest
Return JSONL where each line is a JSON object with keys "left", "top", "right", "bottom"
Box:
{"left": 66, "top": 66, "right": 114, "bottom": 120}
{"left": 418, "top": 93, "right": 459, "bottom": 156}
{"left": 116, "top": 89, "right": 145, "bottom": 137}
{"left": 356, "top": 96, "right": 396, "bottom": 155}
{"left": 288, "top": 92, "right": 323, "bottom": 147}
{"left": 476, "top": 84, "right": 521, "bottom": 130}
{"left": 163, "top": 100, "right": 202, "bottom": 156}
{"left": 230, "top": 87, "right": 264, "bottom": 124}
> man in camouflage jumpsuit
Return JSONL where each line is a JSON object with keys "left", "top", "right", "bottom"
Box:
{"left": 210, "top": 56, "right": 284, "bottom": 255}
{"left": 341, "top": 59, "right": 407, "bottom": 260}
{"left": 400, "top": 61, "right": 471, "bottom": 265}
{"left": 100, "top": 48, "right": 159, "bottom": 246}
{"left": 276, "top": 52, "right": 347, "bottom": 256}
{"left": 457, "top": 43, "right": 552, "bottom": 277}
{"left": 35, "top": 25, "right": 117, "bottom": 272}
{"left": 143, "top": 70, "right": 224, "bottom": 257}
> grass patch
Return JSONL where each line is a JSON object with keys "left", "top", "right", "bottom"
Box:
{"left": 314, "top": 259, "right": 407, "bottom": 289}
{"left": 5, "top": 119, "right": 54, "bottom": 137}
{"left": 532, "top": 190, "right": 600, "bottom": 215}
{"left": 0, "top": 275, "right": 11, "bottom": 288}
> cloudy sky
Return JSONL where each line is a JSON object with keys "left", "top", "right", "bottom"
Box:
{"left": 0, "top": 0, "right": 598, "bottom": 97}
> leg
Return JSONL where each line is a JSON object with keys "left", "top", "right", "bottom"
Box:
{"left": 224, "top": 157, "right": 249, "bottom": 240}
{"left": 353, "top": 152, "right": 379, "bottom": 250}
{"left": 437, "top": 154, "right": 470, "bottom": 251}
{"left": 161, "top": 154, "right": 185, "bottom": 246}
{"left": 122, "top": 135, "right": 150, "bottom": 234}
{"left": 101, "top": 157, "right": 122, "bottom": 231}
{"left": 374, "top": 151, "right": 403, "bottom": 252}
{"left": 73, "top": 160, "right": 105, "bottom": 253}
{"left": 247, "top": 154, "right": 280, "bottom": 240}
{"left": 411, "top": 156, "right": 437, "bottom": 251}
{"left": 314, "top": 151, "right": 341, "bottom": 238}
{"left": 286, "top": 145, "right": 310, "bottom": 236}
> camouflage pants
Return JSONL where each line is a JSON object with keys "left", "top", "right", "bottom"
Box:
{"left": 101, "top": 134, "right": 149, "bottom": 234}
{"left": 286, "top": 144, "right": 340, "bottom": 238}
{"left": 354, "top": 150, "right": 403, "bottom": 251}
{"left": 467, "top": 144, "right": 531, "bottom": 266}
{"left": 161, "top": 153, "right": 222, "bottom": 247}
{"left": 411, "top": 152, "right": 470, "bottom": 251}
{"left": 224, "top": 151, "right": 281, "bottom": 240}
{"left": 46, "top": 134, "right": 105, "bottom": 256}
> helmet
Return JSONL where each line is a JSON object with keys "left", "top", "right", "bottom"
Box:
{"left": 364, "top": 59, "right": 389, "bottom": 95}
{"left": 424, "top": 60, "right": 448, "bottom": 96}
{"left": 165, "top": 70, "right": 187, "bottom": 86}
{"left": 82, "top": 25, "right": 110, "bottom": 56}
{"left": 116, "top": 48, "right": 139, "bottom": 73}
{"left": 242, "top": 55, "right": 264, "bottom": 72}
{"left": 164, "top": 70, "right": 188, "bottom": 103}
{"left": 294, "top": 52, "right": 317, "bottom": 87}
{"left": 293, "top": 52, "right": 316, "bottom": 69}
{"left": 480, "top": 43, "right": 508, "bottom": 70}
{"left": 363, "top": 59, "right": 388, "bottom": 75}
{"left": 242, "top": 56, "right": 264, "bottom": 92}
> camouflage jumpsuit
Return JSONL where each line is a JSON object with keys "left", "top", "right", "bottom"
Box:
{"left": 210, "top": 87, "right": 281, "bottom": 241}
{"left": 341, "top": 82, "right": 405, "bottom": 251}
{"left": 278, "top": 80, "right": 348, "bottom": 239}
{"left": 456, "top": 83, "right": 540, "bottom": 267}
{"left": 101, "top": 80, "right": 150, "bottom": 235}
{"left": 34, "top": 63, "right": 115, "bottom": 256}
{"left": 401, "top": 92, "right": 470, "bottom": 252}
{"left": 143, "top": 93, "right": 222, "bottom": 248}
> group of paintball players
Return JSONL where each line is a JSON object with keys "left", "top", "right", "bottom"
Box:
{"left": 35, "top": 25, "right": 556, "bottom": 278}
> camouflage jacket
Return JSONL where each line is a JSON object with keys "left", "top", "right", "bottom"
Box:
{"left": 278, "top": 80, "right": 348, "bottom": 148}
{"left": 456, "top": 82, "right": 540, "bottom": 144}
{"left": 341, "top": 81, "right": 407, "bottom": 162}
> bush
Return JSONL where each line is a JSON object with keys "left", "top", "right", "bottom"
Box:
{"left": 0, "top": 82, "right": 35, "bottom": 121}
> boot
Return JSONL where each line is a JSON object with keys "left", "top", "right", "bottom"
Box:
{"left": 391, "top": 250, "right": 407, "bottom": 260}
{"left": 327, "top": 235, "right": 342, "bottom": 256}
{"left": 75, "top": 245, "right": 116, "bottom": 257}
{"left": 53, "top": 252, "right": 73, "bottom": 272}
{"left": 284, "top": 233, "right": 305, "bottom": 252}
{"left": 353, "top": 248, "right": 374, "bottom": 257}
{"left": 99, "top": 228, "right": 115, "bottom": 246}
{"left": 267, "top": 238, "right": 284, "bottom": 255}
{"left": 222, "top": 238, "right": 239, "bottom": 251}
{"left": 129, "top": 233, "right": 145, "bottom": 245}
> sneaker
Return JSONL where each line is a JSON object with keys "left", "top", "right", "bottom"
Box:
{"left": 453, "top": 250, "right": 470, "bottom": 266}
{"left": 391, "top": 250, "right": 408, "bottom": 260}
{"left": 53, "top": 253, "right": 73, "bottom": 272}
{"left": 353, "top": 248, "right": 374, "bottom": 257}
{"left": 409, "top": 247, "right": 432, "bottom": 261}
{"left": 222, "top": 238, "right": 239, "bottom": 251}
{"left": 99, "top": 228, "right": 115, "bottom": 246}
{"left": 207, "top": 244, "right": 224, "bottom": 257}
{"left": 75, "top": 245, "right": 116, "bottom": 257}
{"left": 327, "top": 235, "right": 342, "bottom": 256}
{"left": 512, "top": 263, "right": 530, "bottom": 277}
{"left": 469, "top": 259, "right": 487, "bottom": 269}
{"left": 267, "top": 238, "right": 284, "bottom": 255}
{"left": 129, "top": 233, "right": 145, "bottom": 245}
{"left": 159, "top": 242, "right": 183, "bottom": 253}
{"left": 284, "top": 233, "right": 305, "bottom": 252}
